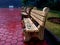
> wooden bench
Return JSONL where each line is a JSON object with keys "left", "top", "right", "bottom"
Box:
{"left": 21, "top": 7, "right": 32, "bottom": 16}
{"left": 23, "top": 7, "right": 49, "bottom": 41}
{"left": 21, "top": 7, "right": 33, "bottom": 19}
{"left": 21, "top": 7, "right": 29, "bottom": 15}
{"left": 21, "top": 7, "right": 28, "bottom": 15}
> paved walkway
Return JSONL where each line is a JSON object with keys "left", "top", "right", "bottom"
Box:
{"left": 0, "top": 8, "right": 24, "bottom": 45}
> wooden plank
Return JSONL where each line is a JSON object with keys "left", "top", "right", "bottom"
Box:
{"left": 26, "top": 8, "right": 30, "bottom": 14}
{"left": 31, "top": 15, "right": 44, "bottom": 27}
{"left": 31, "top": 12, "right": 45, "bottom": 22}
{"left": 23, "top": 18, "right": 39, "bottom": 32}
{"left": 31, "top": 9, "right": 46, "bottom": 16}
{"left": 21, "top": 12, "right": 28, "bottom": 15}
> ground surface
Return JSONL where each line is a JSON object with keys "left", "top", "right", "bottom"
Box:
{"left": 0, "top": 8, "right": 48, "bottom": 45}
{"left": 0, "top": 8, "right": 24, "bottom": 45}
{"left": 47, "top": 17, "right": 60, "bottom": 24}
{"left": 46, "top": 10, "right": 60, "bottom": 38}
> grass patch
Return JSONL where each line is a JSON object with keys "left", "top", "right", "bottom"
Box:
{"left": 46, "top": 10, "right": 60, "bottom": 38}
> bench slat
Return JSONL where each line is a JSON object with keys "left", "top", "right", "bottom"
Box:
{"left": 31, "top": 15, "right": 44, "bottom": 26}
{"left": 31, "top": 12, "right": 45, "bottom": 22}
{"left": 23, "top": 18, "right": 38, "bottom": 32}
{"left": 31, "top": 10, "right": 46, "bottom": 16}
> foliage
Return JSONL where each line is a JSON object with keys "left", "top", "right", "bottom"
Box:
{"left": 25, "top": 0, "right": 60, "bottom": 11}
{"left": 22, "top": 0, "right": 28, "bottom": 6}
{"left": 37, "top": 0, "right": 60, "bottom": 11}
{"left": 46, "top": 10, "right": 60, "bottom": 38}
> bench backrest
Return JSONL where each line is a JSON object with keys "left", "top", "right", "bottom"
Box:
{"left": 30, "top": 7, "right": 49, "bottom": 28}
{"left": 21, "top": 7, "right": 33, "bottom": 15}
{"left": 21, "top": 6, "right": 27, "bottom": 12}
{"left": 25, "top": 7, "right": 33, "bottom": 14}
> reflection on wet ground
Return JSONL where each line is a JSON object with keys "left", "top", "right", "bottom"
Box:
{"left": 0, "top": 8, "right": 24, "bottom": 45}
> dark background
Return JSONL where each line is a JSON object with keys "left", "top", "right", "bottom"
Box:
{"left": 0, "top": 0, "right": 22, "bottom": 8}
{"left": 0, "top": 0, "right": 60, "bottom": 11}
{"left": 22, "top": 0, "right": 60, "bottom": 11}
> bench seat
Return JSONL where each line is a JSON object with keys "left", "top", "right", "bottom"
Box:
{"left": 23, "top": 18, "right": 39, "bottom": 32}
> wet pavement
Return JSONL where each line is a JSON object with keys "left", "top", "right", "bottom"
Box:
{"left": 0, "top": 8, "right": 24, "bottom": 45}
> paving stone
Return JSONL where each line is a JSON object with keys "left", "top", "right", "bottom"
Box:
{"left": 0, "top": 33, "right": 4, "bottom": 36}
{"left": 12, "top": 36, "right": 17, "bottom": 40}
{"left": 11, "top": 43, "right": 16, "bottom": 45}
{"left": 6, "top": 39, "right": 12, "bottom": 42}
{"left": 0, "top": 41, "right": 5, "bottom": 45}
{"left": 17, "top": 32, "right": 23, "bottom": 35}
{"left": 1, "top": 37, "right": 6, "bottom": 40}
{"left": 3, "top": 35, "right": 8, "bottom": 38}
{"left": 0, "top": 35, "right": 3, "bottom": 39}
{"left": 4, "top": 43, "right": 11, "bottom": 45}
{"left": 4, "top": 32, "right": 9, "bottom": 35}
{"left": 7, "top": 35, "right": 12, "bottom": 39}
{"left": 17, "top": 38, "right": 24, "bottom": 41}
{"left": 11, "top": 39, "right": 17, "bottom": 44}
{"left": 8, "top": 33, "right": 13, "bottom": 35}
{"left": 17, "top": 35, "right": 23, "bottom": 38}
{"left": 17, "top": 42, "right": 24, "bottom": 45}
{"left": 0, "top": 31, "right": 5, "bottom": 34}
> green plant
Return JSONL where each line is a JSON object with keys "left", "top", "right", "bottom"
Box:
{"left": 22, "top": 0, "right": 28, "bottom": 6}
{"left": 46, "top": 10, "right": 60, "bottom": 38}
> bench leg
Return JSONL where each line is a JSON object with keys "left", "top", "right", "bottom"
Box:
{"left": 24, "top": 32, "right": 31, "bottom": 41}
{"left": 23, "top": 29, "right": 44, "bottom": 41}
{"left": 29, "top": 32, "right": 44, "bottom": 40}
{"left": 38, "top": 27, "right": 44, "bottom": 40}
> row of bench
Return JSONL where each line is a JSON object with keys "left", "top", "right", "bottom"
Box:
{"left": 21, "top": 7, "right": 49, "bottom": 41}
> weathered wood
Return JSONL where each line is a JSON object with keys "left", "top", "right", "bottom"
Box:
{"left": 31, "top": 10, "right": 45, "bottom": 16}
{"left": 26, "top": 8, "right": 31, "bottom": 14}
{"left": 23, "top": 18, "right": 38, "bottom": 32}
{"left": 31, "top": 12, "right": 45, "bottom": 21}
{"left": 21, "top": 7, "right": 33, "bottom": 17}
{"left": 23, "top": 7, "right": 49, "bottom": 41}
{"left": 30, "top": 7, "right": 49, "bottom": 40}
{"left": 23, "top": 18, "right": 39, "bottom": 41}
{"left": 21, "top": 7, "right": 27, "bottom": 12}
{"left": 31, "top": 7, "right": 49, "bottom": 26}
{"left": 21, "top": 7, "right": 28, "bottom": 16}
{"left": 31, "top": 15, "right": 44, "bottom": 26}
{"left": 21, "top": 12, "right": 28, "bottom": 15}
